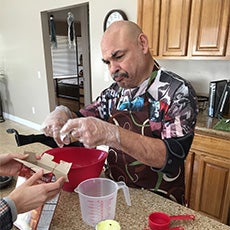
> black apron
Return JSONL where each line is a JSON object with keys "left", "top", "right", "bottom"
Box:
{"left": 105, "top": 94, "right": 185, "bottom": 205}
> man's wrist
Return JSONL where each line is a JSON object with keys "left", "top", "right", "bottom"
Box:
{"left": 107, "top": 125, "right": 121, "bottom": 149}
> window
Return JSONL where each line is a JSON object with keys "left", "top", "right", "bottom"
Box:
{"left": 51, "top": 35, "right": 78, "bottom": 77}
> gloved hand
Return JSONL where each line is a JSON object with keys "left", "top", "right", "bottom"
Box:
{"left": 41, "top": 105, "right": 73, "bottom": 147}
{"left": 60, "top": 116, "right": 120, "bottom": 149}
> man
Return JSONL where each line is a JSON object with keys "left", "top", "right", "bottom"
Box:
{"left": 42, "top": 21, "right": 198, "bottom": 205}
{"left": 0, "top": 153, "right": 65, "bottom": 230}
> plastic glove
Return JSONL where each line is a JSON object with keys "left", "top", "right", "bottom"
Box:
{"left": 41, "top": 105, "right": 73, "bottom": 147}
{"left": 60, "top": 117, "right": 120, "bottom": 149}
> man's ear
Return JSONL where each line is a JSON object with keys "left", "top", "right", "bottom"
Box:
{"left": 138, "top": 33, "right": 149, "bottom": 54}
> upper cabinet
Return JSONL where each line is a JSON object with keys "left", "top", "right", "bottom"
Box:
{"left": 137, "top": 0, "right": 230, "bottom": 59}
{"left": 189, "top": 0, "right": 229, "bottom": 58}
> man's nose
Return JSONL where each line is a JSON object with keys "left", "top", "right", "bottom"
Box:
{"left": 109, "top": 61, "right": 120, "bottom": 74}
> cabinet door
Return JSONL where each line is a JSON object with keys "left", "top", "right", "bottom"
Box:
{"left": 189, "top": 0, "right": 230, "bottom": 57}
{"left": 184, "top": 151, "right": 195, "bottom": 207}
{"left": 137, "top": 0, "right": 230, "bottom": 59}
{"left": 226, "top": 29, "right": 230, "bottom": 58}
{"left": 137, "top": 0, "right": 161, "bottom": 56}
{"left": 159, "top": 0, "right": 191, "bottom": 57}
{"left": 190, "top": 152, "right": 230, "bottom": 224}
{"left": 138, "top": 0, "right": 191, "bottom": 57}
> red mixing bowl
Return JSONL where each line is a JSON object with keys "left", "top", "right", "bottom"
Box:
{"left": 44, "top": 147, "right": 108, "bottom": 192}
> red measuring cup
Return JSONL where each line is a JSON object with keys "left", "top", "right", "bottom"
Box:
{"left": 148, "top": 212, "right": 195, "bottom": 230}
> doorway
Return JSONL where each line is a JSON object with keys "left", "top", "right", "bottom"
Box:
{"left": 41, "top": 3, "right": 91, "bottom": 112}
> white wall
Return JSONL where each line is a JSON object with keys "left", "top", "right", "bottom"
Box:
{"left": 158, "top": 60, "right": 230, "bottom": 96}
{"left": 0, "top": 0, "right": 229, "bottom": 129}
{"left": 88, "top": 2, "right": 138, "bottom": 99}
{"left": 0, "top": 0, "right": 137, "bottom": 128}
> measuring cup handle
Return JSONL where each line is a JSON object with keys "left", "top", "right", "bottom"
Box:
{"left": 170, "top": 214, "right": 195, "bottom": 221}
{"left": 117, "top": 181, "right": 131, "bottom": 206}
{"left": 169, "top": 227, "right": 184, "bottom": 230}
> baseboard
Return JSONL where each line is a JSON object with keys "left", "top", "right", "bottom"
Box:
{"left": 3, "top": 112, "right": 41, "bottom": 131}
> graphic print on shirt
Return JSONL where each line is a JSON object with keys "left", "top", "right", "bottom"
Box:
{"left": 80, "top": 69, "right": 198, "bottom": 204}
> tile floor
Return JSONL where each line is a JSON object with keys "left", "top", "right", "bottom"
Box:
{"left": 0, "top": 119, "right": 40, "bottom": 155}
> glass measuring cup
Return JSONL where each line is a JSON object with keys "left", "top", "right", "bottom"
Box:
{"left": 74, "top": 178, "right": 131, "bottom": 227}
{"left": 148, "top": 212, "right": 195, "bottom": 230}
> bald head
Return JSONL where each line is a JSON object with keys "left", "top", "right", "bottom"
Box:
{"left": 101, "top": 21, "right": 143, "bottom": 46}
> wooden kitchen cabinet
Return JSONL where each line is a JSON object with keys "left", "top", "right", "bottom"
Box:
{"left": 185, "top": 133, "right": 230, "bottom": 224}
{"left": 137, "top": 0, "right": 230, "bottom": 59}
{"left": 137, "top": 0, "right": 161, "bottom": 56}
{"left": 159, "top": 0, "right": 191, "bottom": 57}
{"left": 188, "top": 0, "right": 230, "bottom": 57}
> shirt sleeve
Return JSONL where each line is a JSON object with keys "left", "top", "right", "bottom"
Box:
{"left": 0, "top": 197, "right": 18, "bottom": 230}
{"left": 149, "top": 70, "right": 198, "bottom": 174}
{"left": 155, "top": 133, "right": 194, "bottom": 174}
{"left": 3, "top": 197, "right": 18, "bottom": 222}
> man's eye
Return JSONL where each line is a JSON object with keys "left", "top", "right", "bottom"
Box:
{"left": 115, "top": 54, "right": 123, "bottom": 60}
{"left": 102, "top": 60, "right": 110, "bottom": 65}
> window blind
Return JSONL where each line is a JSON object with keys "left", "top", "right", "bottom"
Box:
{"left": 51, "top": 35, "right": 78, "bottom": 77}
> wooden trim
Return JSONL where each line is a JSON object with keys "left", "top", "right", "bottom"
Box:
{"left": 191, "top": 133, "right": 230, "bottom": 159}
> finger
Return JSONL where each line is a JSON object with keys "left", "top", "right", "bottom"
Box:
{"left": 45, "top": 189, "right": 62, "bottom": 202}
{"left": 8, "top": 153, "right": 29, "bottom": 160}
{"left": 60, "top": 119, "right": 84, "bottom": 145}
{"left": 25, "top": 169, "right": 44, "bottom": 186}
{"left": 60, "top": 118, "right": 81, "bottom": 135}
{"left": 41, "top": 125, "right": 51, "bottom": 136}
{"left": 61, "top": 134, "right": 71, "bottom": 145}
{"left": 56, "top": 176, "right": 67, "bottom": 186}
{"left": 13, "top": 153, "right": 29, "bottom": 160}
{"left": 71, "top": 128, "right": 81, "bottom": 138}
{"left": 1, "top": 153, "right": 28, "bottom": 165}
{"left": 52, "top": 127, "right": 64, "bottom": 147}
{"left": 42, "top": 177, "right": 66, "bottom": 198}
{"left": 54, "top": 138, "right": 64, "bottom": 148}
{"left": 35, "top": 155, "right": 41, "bottom": 160}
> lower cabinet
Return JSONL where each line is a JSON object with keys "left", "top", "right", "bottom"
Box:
{"left": 185, "top": 133, "right": 230, "bottom": 225}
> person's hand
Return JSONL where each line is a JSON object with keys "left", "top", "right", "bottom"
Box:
{"left": 8, "top": 169, "right": 66, "bottom": 214}
{"left": 60, "top": 117, "right": 120, "bottom": 148}
{"left": 41, "top": 105, "right": 73, "bottom": 147}
{"left": 0, "top": 153, "right": 29, "bottom": 176}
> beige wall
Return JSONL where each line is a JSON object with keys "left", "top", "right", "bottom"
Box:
{"left": 0, "top": 0, "right": 229, "bottom": 129}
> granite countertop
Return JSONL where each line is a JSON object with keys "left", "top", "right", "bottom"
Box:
{"left": 195, "top": 110, "right": 230, "bottom": 140}
{"left": 1, "top": 114, "right": 230, "bottom": 230}
{"left": 2, "top": 178, "right": 229, "bottom": 230}
{"left": 0, "top": 137, "right": 229, "bottom": 230}
{"left": 52, "top": 187, "right": 230, "bottom": 230}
